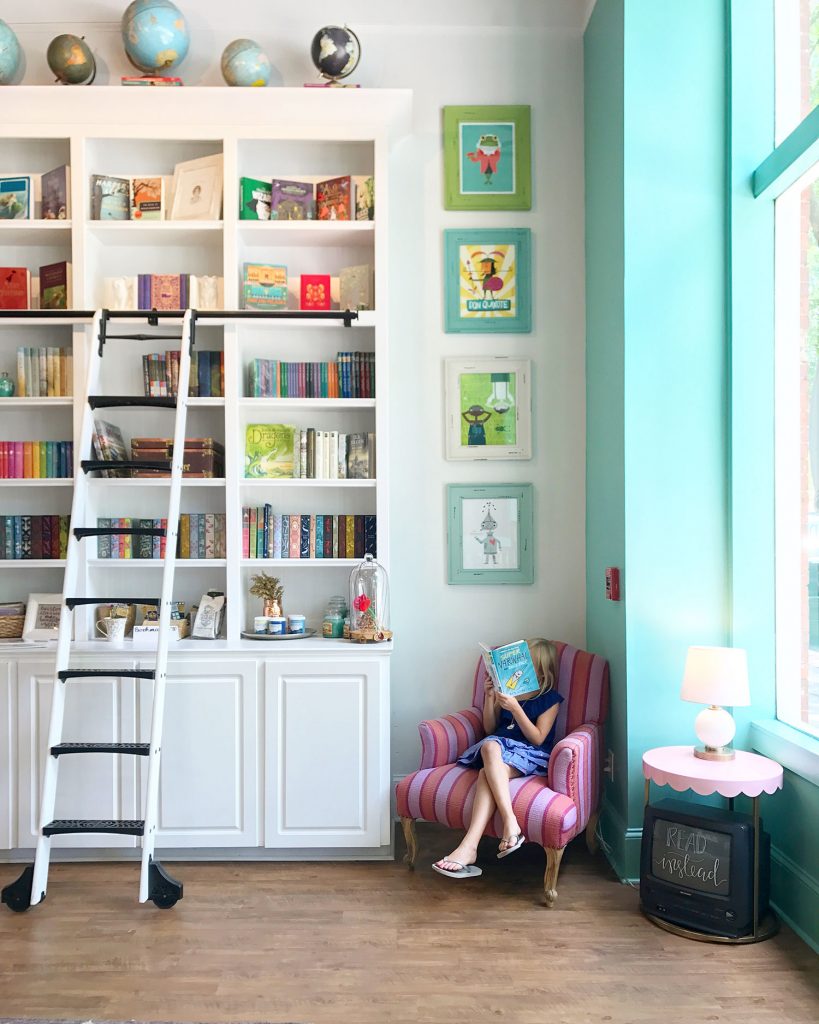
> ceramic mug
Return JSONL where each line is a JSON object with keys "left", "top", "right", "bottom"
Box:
{"left": 96, "top": 616, "right": 126, "bottom": 643}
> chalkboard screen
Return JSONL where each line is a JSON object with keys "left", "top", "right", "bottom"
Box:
{"left": 651, "top": 818, "right": 731, "bottom": 895}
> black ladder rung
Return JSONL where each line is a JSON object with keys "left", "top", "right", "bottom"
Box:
{"left": 89, "top": 396, "right": 177, "bottom": 410}
{"left": 81, "top": 460, "right": 171, "bottom": 473}
{"left": 43, "top": 819, "right": 145, "bottom": 837}
{"left": 58, "top": 668, "right": 155, "bottom": 681}
{"left": 74, "top": 527, "right": 166, "bottom": 539}
{"left": 51, "top": 742, "right": 149, "bottom": 757}
{"left": 103, "top": 333, "right": 182, "bottom": 342}
{"left": 65, "top": 597, "right": 160, "bottom": 609}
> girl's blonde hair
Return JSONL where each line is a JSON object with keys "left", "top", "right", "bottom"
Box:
{"left": 526, "top": 638, "right": 559, "bottom": 697}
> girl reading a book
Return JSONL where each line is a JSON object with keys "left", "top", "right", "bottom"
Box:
{"left": 433, "top": 638, "right": 563, "bottom": 879}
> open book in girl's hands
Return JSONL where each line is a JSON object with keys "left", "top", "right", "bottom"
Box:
{"left": 479, "top": 640, "right": 541, "bottom": 697}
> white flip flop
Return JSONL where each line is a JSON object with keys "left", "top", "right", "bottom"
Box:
{"left": 497, "top": 834, "right": 525, "bottom": 859}
{"left": 432, "top": 860, "right": 483, "bottom": 879}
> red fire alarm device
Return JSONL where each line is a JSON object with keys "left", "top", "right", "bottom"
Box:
{"left": 605, "top": 567, "right": 620, "bottom": 601}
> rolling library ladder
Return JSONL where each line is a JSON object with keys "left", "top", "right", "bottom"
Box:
{"left": 1, "top": 308, "right": 196, "bottom": 912}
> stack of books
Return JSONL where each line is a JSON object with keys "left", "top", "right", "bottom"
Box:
{"left": 242, "top": 507, "right": 376, "bottom": 560}
{"left": 247, "top": 352, "right": 374, "bottom": 398}
{"left": 0, "top": 441, "right": 73, "bottom": 478}
{"left": 16, "top": 346, "right": 73, "bottom": 396}
{"left": 1, "top": 515, "right": 70, "bottom": 559}
{"left": 142, "top": 349, "right": 224, "bottom": 398}
{"left": 238, "top": 174, "right": 374, "bottom": 221}
{"left": 245, "top": 424, "right": 375, "bottom": 480}
{"left": 241, "top": 263, "right": 373, "bottom": 312}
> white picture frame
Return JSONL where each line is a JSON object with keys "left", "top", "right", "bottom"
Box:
{"left": 22, "top": 593, "right": 63, "bottom": 641}
{"left": 444, "top": 356, "right": 532, "bottom": 460}
{"left": 170, "top": 153, "right": 223, "bottom": 221}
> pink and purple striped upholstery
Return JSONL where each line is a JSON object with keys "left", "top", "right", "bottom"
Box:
{"left": 397, "top": 641, "right": 609, "bottom": 851}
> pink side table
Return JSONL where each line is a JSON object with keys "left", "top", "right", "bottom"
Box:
{"left": 642, "top": 745, "right": 784, "bottom": 944}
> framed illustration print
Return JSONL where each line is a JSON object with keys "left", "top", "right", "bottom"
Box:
{"left": 443, "top": 105, "right": 531, "bottom": 210}
{"left": 444, "top": 228, "right": 531, "bottom": 333}
{"left": 447, "top": 484, "right": 534, "bottom": 585}
{"left": 444, "top": 357, "right": 532, "bottom": 460}
{"left": 22, "top": 593, "right": 62, "bottom": 641}
{"left": 170, "top": 153, "right": 223, "bottom": 221}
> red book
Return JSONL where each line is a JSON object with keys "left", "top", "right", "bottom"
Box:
{"left": 0, "top": 267, "right": 30, "bottom": 309}
{"left": 0, "top": 441, "right": 6, "bottom": 478}
{"left": 50, "top": 515, "right": 61, "bottom": 558}
{"left": 323, "top": 514, "right": 333, "bottom": 558}
{"left": 13, "top": 442, "right": 23, "bottom": 478}
{"left": 354, "top": 515, "right": 365, "bottom": 558}
{"left": 300, "top": 274, "right": 331, "bottom": 310}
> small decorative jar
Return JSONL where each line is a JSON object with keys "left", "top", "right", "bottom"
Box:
{"left": 287, "top": 613, "right": 305, "bottom": 634}
{"left": 349, "top": 554, "right": 392, "bottom": 643}
{"left": 263, "top": 597, "right": 282, "bottom": 618}
{"left": 0, "top": 372, "right": 14, "bottom": 397}
{"left": 267, "top": 616, "right": 286, "bottom": 635}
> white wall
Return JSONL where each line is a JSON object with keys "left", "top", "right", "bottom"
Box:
{"left": 7, "top": 1, "right": 587, "bottom": 777}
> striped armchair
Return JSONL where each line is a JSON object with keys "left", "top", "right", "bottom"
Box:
{"left": 396, "top": 642, "right": 609, "bottom": 906}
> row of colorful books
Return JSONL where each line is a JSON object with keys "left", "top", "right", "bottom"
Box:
{"left": 242, "top": 507, "right": 376, "bottom": 560}
{"left": 15, "top": 346, "right": 73, "bottom": 397}
{"left": 247, "top": 352, "right": 374, "bottom": 398}
{"left": 95, "top": 514, "right": 226, "bottom": 559}
{"left": 0, "top": 262, "right": 72, "bottom": 310}
{"left": 0, "top": 441, "right": 73, "bottom": 479}
{"left": 0, "top": 166, "right": 70, "bottom": 220}
{"left": 142, "top": 350, "right": 224, "bottom": 398}
{"left": 245, "top": 425, "right": 375, "bottom": 480}
{"left": 0, "top": 515, "right": 69, "bottom": 560}
{"left": 103, "top": 274, "right": 224, "bottom": 312}
{"left": 239, "top": 175, "right": 374, "bottom": 222}
{"left": 242, "top": 263, "right": 372, "bottom": 311}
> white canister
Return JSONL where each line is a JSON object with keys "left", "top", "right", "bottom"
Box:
{"left": 267, "top": 616, "right": 287, "bottom": 635}
{"left": 287, "top": 613, "right": 306, "bottom": 634}
{"left": 253, "top": 616, "right": 269, "bottom": 634}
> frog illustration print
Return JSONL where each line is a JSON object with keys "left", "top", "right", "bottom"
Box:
{"left": 466, "top": 133, "right": 501, "bottom": 185}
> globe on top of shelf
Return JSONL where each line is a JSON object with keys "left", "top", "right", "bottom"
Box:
{"left": 121, "top": 0, "right": 190, "bottom": 75}
{"left": 310, "top": 25, "right": 360, "bottom": 82}
{"left": 221, "top": 38, "right": 271, "bottom": 87}
{"left": 47, "top": 34, "right": 96, "bottom": 85}
{"left": 0, "top": 19, "right": 22, "bottom": 85}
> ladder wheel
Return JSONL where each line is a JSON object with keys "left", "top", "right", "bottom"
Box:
{"left": 1, "top": 865, "right": 36, "bottom": 913}
{"left": 147, "top": 857, "right": 183, "bottom": 910}
{"left": 152, "top": 892, "right": 179, "bottom": 910}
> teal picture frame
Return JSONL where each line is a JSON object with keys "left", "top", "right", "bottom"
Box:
{"left": 443, "top": 105, "right": 532, "bottom": 210}
{"left": 447, "top": 483, "right": 534, "bottom": 585}
{"left": 444, "top": 228, "right": 532, "bottom": 334}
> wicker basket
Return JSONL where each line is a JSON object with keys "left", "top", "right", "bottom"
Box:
{"left": 0, "top": 615, "right": 25, "bottom": 639}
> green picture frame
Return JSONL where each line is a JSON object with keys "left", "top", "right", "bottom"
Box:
{"left": 443, "top": 105, "right": 532, "bottom": 211}
{"left": 447, "top": 483, "right": 534, "bottom": 585}
{"left": 444, "top": 228, "right": 532, "bottom": 333}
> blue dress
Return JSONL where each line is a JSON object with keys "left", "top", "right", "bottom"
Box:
{"left": 457, "top": 689, "right": 564, "bottom": 777}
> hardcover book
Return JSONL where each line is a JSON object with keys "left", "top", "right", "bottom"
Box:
{"left": 91, "top": 175, "right": 130, "bottom": 220}
{"left": 339, "top": 264, "right": 374, "bottom": 311}
{"left": 39, "top": 261, "right": 72, "bottom": 310}
{"left": 316, "top": 175, "right": 352, "bottom": 220}
{"left": 239, "top": 177, "right": 272, "bottom": 220}
{"left": 269, "top": 178, "right": 314, "bottom": 220}
{"left": 242, "top": 262, "right": 288, "bottom": 310}
{"left": 346, "top": 432, "right": 373, "bottom": 479}
{"left": 300, "top": 274, "right": 331, "bottom": 311}
{"left": 41, "top": 165, "right": 71, "bottom": 220}
{"left": 0, "top": 267, "right": 30, "bottom": 309}
{"left": 150, "top": 274, "right": 182, "bottom": 310}
{"left": 92, "top": 418, "right": 130, "bottom": 478}
{"left": 0, "top": 176, "right": 30, "bottom": 219}
{"left": 131, "top": 176, "right": 164, "bottom": 219}
{"left": 479, "top": 640, "right": 541, "bottom": 698}
{"left": 244, "top": 423, "right": 296, "bottom": 478}
{"left": 353, "top": 175, "right": 375, "bottom": 220}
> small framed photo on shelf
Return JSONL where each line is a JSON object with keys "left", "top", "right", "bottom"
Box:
{"left": 170, "top": 153, "right": 223, "bottom": 221}
{"left": 442, "top": 105, "right": 531, "bottom": 211}
{"left": 22, "top": 593, "right": 63, "bottom": 641}
{"left": 444, "top": 357, "right": 532, "bottom": 460}
{"left": 444, "top": 228, "right": 531, "bottom": 333}
{"left": 446, "top": 484, "right": 534, "bottom": 585}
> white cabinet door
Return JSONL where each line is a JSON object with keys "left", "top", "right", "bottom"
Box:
{"left": 0, "top": 660, "right": 14, "bottom": 850}
{"left": 264, "top": 657, "right": 389, "bottom": 849}
{"left": 17, "top": 659, "right": 141, "bottom": 849}
{"left": 138, "top": 659, "right": 259, "bottom": 848}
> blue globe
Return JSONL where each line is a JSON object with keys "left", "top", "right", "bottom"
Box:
{"left": 0, "top": 19, "right": 22, "bottom": 85}
{"left": 121, "top": 0, "right": 190, "bottom": 75}
{"left": 221, "top": 38, "right": 270, "bottom": 87}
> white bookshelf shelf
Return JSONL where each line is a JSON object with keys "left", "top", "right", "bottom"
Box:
{"left": 86, "top": 478, "right": 225, "bottom": 488}
{"left": 0, "top": 478, "right": 73, "bottom": 487}
{"left": 240, "top": 478, "right": 376, "bottom": 488}
{"left": 88, "top": 558, "right": 227, "bottom": 569}
{"left": 238, "top": 220, "right": 374, "bottom": 248}
{"left": 0, "top": 559, "right": 66, "bottom": 568}
{"left": 238, "top": 398, "right": 375, "bottom": 410}
{"left": 240, "top": 558, "right": 359, "bottom": 568}
{"left": 0, "top": 221, "right": 72, "bottom": 245}
{"left": 187, "top": 397, "right": 225, "bottom": 407}
{"left": 0, "top": 397, "right": 73, "bottom": 407}
{"left": 87, "top": 220, "right": 223, "bottom": 246}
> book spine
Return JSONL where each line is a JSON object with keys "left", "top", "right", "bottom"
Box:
{"left": 205, "top": 512, "right": 215, "bottom": 559}
{"left": 300, "top": 515, "right": 310, "bottom": 559}
{"left": 20, "top": 516, "right": 31, "bottom": 559}
{"left": 354, "top": 515, "right": 365, "bottom": 559}
{"left": 289, "top": 516, "right": 300, "bottom": 558}
{"left": 364, "top": 515, "right": 377, "bottom": 558}
{"left": 198, "top": 350, "right": 210, "bottom": 398}
{"left": 323, "top": 514, "right": 333, "bottom": 558}
{"left": 241, "top": 506, "right": 249, "bottom": 558}
{"left": 338, "top": 514, "right": 347, "bottom": 558}
{"left": 97, "top": 518, "right": 111, "bottom": 558}
{"left": 16, "top": 347, "right": 25, "bottom": 396}
{"left": 311, "top": 515, "right": 319, "bottom": 559}
{"left": 281, "top": 514, "right": 289, "bottom": 557}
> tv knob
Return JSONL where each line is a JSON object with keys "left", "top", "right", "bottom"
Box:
{"left": 725, "top": 911, "right": 735, "bottom": 920}
{"left": 657, "top": 904, "right": 667, "bottom": 913}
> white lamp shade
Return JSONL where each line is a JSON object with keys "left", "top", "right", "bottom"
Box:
{"left": 680, "top": 646, "right": 751, "bottom": 707}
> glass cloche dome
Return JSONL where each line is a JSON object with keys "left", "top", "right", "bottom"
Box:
{"left": 349, "top": 554, "right": 391, "bottom": 643}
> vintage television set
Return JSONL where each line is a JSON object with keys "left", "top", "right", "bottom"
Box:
{"left": 640, "top": 798, "right": 770, "bottom": 939}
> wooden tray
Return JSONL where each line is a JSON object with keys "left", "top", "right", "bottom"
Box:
{"left": 241, "top": 628, "right": 317, "bottom": 641}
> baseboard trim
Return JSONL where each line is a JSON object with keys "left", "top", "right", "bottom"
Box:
{"left": 599, "top": 796, "right": 642, "bottom": 882}
{"left": 769, "top": 844, "right": 819, "bottom": 954}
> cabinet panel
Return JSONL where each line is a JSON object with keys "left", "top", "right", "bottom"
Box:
{"left": 0, "top": 661, "right": 14, "bottom": 849}
{"left": 265, "top": 658, "right": 387, "bottom": 848}
{"left": 139, "top": 660, "right": 259, "bottom": 847}
{"left": 17, "top": 660, "right": 139, "bottom": 849}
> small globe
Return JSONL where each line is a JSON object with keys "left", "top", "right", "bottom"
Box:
{"left": 121, "top": 0, "right": 190, "bottom": 75}
{"left": 0, "top": 19, "right": 22, "bottom": 85}
{"left": 310, "top": 25, "right": 360, "bottom": 81}
{"left": 47, "top": 34, "right": 96, "bottom": 85}
{"left": 221, "top": 38, "right": 270, "bottom": 87}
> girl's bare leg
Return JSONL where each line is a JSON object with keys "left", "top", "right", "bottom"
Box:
{"left": 435, "top": 768, "right": 495, "bottom": 872}
{"left": 480, "top": 739, "right": 522, "bottom": 850}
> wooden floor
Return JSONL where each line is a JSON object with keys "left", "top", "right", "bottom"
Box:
{"left": 0, "top": 825, "right": 816, "bottom": 1024}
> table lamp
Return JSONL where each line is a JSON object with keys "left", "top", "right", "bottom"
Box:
{"left": 680, "top": 646, "right": 750, "bottom": 761}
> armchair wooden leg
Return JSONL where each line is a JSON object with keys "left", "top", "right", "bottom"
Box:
{"left": 400, "top": 816, "right": 418, "bottom": 869}
{"left": 543, "top": 847, "right": 565, "bottom": 908}
{"left": 585, "top": 811, "right": 600, "bottom": 855}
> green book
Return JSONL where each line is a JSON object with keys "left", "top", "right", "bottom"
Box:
{"left": 239, "top": 177, "right": 272, "bottom": 220}
{"left": 245, "top": 423, "right": 296, "bottom": 479}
